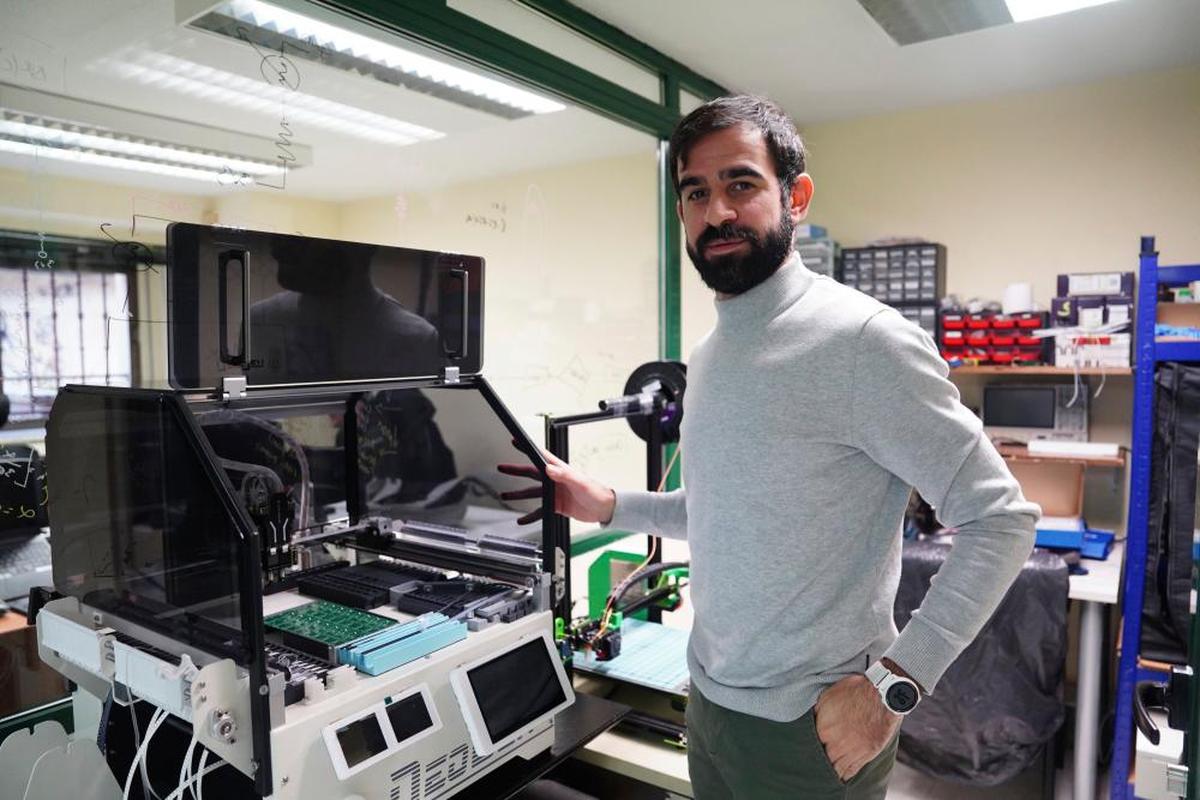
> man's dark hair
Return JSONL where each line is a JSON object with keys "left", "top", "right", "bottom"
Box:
{"left": 669, "top": 95, "right": 806, "bottom": 202}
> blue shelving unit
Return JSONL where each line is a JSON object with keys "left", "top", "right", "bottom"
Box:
{"left": 1111, "top": 237, "right": 1200, "bottom": 799}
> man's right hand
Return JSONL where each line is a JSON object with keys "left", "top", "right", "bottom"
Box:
{"left": 498, "top": 448, "right": 616, "bottom": 525}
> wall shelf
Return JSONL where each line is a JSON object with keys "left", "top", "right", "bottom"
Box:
{"left": 995, "top": 444, "right": 1126, "bottom": 469}
{"left": 950, "top": 365, "right": 1132, "bottom": 376}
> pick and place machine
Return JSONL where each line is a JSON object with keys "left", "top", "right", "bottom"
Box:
{"left": 27, "top": 224, "right": 594, "bottom": 799}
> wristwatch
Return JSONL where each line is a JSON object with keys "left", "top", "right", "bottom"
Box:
{"left": 866, "top": 661, "right": 921, "bottom": 716}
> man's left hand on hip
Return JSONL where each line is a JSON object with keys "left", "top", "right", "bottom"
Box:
{"left": 814, "top": 674, "right": 902, "bottom": 782}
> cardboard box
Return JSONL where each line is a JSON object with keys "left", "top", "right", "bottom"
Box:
{"left": 1156, "top": 302, "right": 1200, "bottom": 329}
{"left": 1009, "top": 460, "right": 1085, "bottom": 519}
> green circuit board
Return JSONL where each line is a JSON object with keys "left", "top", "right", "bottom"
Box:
{"left": 264, "top": 600, "right": 396, "bottom": 646}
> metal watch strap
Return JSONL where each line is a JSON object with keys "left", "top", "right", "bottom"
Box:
{"left": 866, "top": 660, "right": 920, "bottom": 715}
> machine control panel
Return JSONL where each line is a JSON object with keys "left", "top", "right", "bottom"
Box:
{"left": 322, "top": 685, "right": 442, "bottom": 780}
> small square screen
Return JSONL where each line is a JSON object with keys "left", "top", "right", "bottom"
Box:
{"left": 983, "top": 387, "right": 1057, "bottom": 429}
{"left": 387, "top": 693, "right": 434, "bottom": 743}
{"left": 336, "top": 714, "right": 388, "bottom": 768}
{"left": 467, "top": 639, "right": 566, "bottom": 743}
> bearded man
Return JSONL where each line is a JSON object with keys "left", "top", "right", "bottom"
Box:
{"left": 516, "top": 95, "right": 1037, "bottom": 799}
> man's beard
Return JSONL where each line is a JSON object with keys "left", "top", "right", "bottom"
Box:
{"left": 686, "top": 211, "right": 794, "bottom": 296}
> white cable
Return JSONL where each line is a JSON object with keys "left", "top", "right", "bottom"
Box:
{"left": 123, "top": 708, "right": 169, "bottom": 800}
{"left": 1067, "top": 342, "right": 1082, "bottom": 408}
{"left": 126, "top": 698, "right": 151, "bottom": 800}
{"left": 130, "top": 701, "right": 166, "bottom": 800}
{"left": 196, "top": 750, "right": 209, "bottom": 800}
{"left": 164, "top": 753, "right": 225, "bottom": 800}
{"left": 177, "top": 737, "right": 199, "bottom": 800}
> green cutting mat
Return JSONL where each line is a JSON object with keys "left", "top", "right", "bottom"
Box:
{"left": 264, "top": 600, "right": 396, "bottom": 645}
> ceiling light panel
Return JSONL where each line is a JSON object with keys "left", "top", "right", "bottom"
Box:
{"left": 1005, "top": 0, "right": 1121, "bottom": 23}
{"left": 97, "top": 52, "right": 443, "bottom": 146}
{"left": 189, "top": 0, "right": 566, "bottom": 118}
{"left": 857, "top": 0, "right": 1012, "bottom": 45}
{"left": 1, "top": 82, "right": 313, "bottom": 170}
{"left": 0, "top": 137, "right": 256, "bottom": 182}
{"left": 0, "top": 116, "right": 279, "bottom": 175}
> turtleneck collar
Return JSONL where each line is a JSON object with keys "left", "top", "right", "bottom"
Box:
{"left": 712, "top": 251, "right": 814, "bottom": 328}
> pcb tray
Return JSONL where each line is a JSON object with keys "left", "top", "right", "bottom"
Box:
{"left": 264, "top": 600, "right": 396, "bottom": 659}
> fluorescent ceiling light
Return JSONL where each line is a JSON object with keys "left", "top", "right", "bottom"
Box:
{"left": 1005, "top": 0, "right": 1121, "bottom": 22}
{"left": 0, "top": 137, "right": 257, "bottom": 182}
{"left": 97, "top": 52, "right": 443, "bottom": 146}
{"left": 0, "top": 117, "right": 278, "bottom": 175}
{"left": 0, "top": 110, "right": 286, "bottom": 183}
{"left": 197, "top": 0, "right": 566, "bottom": 117}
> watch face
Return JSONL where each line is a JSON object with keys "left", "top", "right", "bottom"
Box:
{"left": 886, "top": 681, "right": 920, "bottom": 713}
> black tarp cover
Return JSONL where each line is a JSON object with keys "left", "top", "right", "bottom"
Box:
{"left": 893, "top": 540, "right": 1069, "bottom": 785}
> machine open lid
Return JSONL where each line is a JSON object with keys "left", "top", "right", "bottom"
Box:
{"left": 166, "top": 223, "right": 484, "bottom": 391}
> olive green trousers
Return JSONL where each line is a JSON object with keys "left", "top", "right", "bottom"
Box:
{"left": 685, "top": 687, "right": 899, "bottom": 800}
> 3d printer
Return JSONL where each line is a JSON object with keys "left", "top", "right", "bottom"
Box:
{"left": 28, "top": 224, "right": 614, "bottom": 800}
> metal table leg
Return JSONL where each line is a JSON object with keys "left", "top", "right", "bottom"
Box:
{"left": 1075, "top": 600, "right": 1103, "bottom": 800}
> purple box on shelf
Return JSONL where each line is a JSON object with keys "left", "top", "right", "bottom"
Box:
{"left": 1056, "top": 271, "right": 1134, "bottom": 297}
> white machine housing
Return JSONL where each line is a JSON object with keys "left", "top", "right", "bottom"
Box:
{"left": 38, "top": 596, "right": 567, "bottom": 800}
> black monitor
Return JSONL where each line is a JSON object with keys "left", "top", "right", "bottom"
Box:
{"left": 982, "top": 386, "right": 1057, "bottom": 429}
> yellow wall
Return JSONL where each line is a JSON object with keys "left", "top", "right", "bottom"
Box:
{"left": 784, "top": 67, "right": 1200, "bottom": 533}
{"left": 801, "top": 65, "right": 1200, "bottom": 302}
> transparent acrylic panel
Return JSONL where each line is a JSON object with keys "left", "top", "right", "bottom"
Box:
{"left": 47, "top": 388, "right": 251, "bottom": 661}
{"left": 191, "top": 383, "right": 542, "bottom": 537}
{"left": 357, "top": 385, "right": 540, "bottom": 537}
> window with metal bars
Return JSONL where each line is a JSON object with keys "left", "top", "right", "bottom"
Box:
{"left": 0, "top": 231, "right": 155, "bottom": 425}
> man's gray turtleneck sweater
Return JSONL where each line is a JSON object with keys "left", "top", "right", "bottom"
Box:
{"left": 608, "top": 253, "right": 1038, "bottom": 722}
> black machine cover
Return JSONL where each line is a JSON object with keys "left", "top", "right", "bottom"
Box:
{"left": 167, "top": 223, "right": 483, "bottom": 390}
{"left": 893, "top": 540, "right": 1068, "bottom": 785}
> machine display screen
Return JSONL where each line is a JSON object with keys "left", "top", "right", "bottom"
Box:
{"left": 336, "top": 714, "right": 388, "bottom": 768}
{"left": 387, "top": 693, "right": 434, "bottom": 743}
{"left": 983, "top": 386, "right": 1056, "bottom": 429}
{"left": 467, "top": 639, "right": 567, "bottom": 742}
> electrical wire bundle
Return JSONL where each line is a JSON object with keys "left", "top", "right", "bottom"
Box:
{"left": 120, "top": 695, "right": 229, "bottom": 800}
{"left": 589, "top": 446, "right": 685, "bottom": 645}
